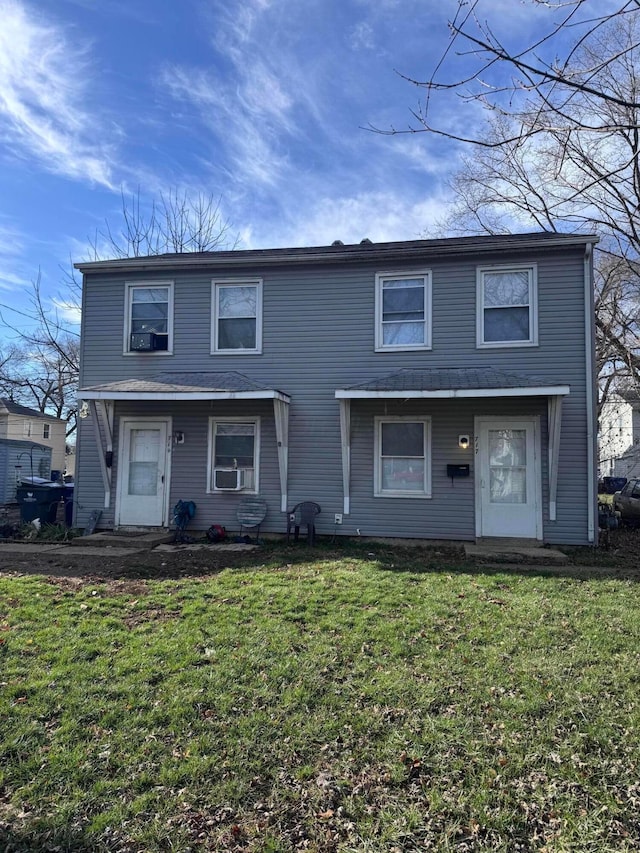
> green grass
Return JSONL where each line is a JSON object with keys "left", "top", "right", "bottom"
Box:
{"left": 1, "top": 546, "right": 640, "bottom": 851}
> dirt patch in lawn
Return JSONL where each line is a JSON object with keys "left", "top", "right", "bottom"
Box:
{"left": 0, "top": 526, "right": 639, "bottom": 581}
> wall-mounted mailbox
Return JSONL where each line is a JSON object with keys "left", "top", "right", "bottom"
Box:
{"left": 447, "top": 464, "right": 470, "bottom": 478}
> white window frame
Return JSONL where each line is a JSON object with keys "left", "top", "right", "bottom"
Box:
{"left": 476, "top": 264, "right": 538, "bottom": 348}
{"left": 43, "top": 423, "right": 50, "bottom": 439}
{"left": 375, "top": 270, "right": 432, "bottom": 352}
{"left": 123, "top": 281, "right": 174, "bottom": 355}
{"left": 374, "top": 416, "right": 432, "bottom": 498}
{"left": 23, "top": 420, "right": 32, "bottom": 437}
{"left": 207, "top": 416, "right": 260, "bottom": 494}
{"left": 212, "top": 279, "right": 263, "bottom": 355}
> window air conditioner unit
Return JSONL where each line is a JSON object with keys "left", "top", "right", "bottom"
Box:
{"left": 130, "top": 332, "right": 167, "bottom": 351}
{"left": 214, "top": 468, "right": 244, "bottom": 490}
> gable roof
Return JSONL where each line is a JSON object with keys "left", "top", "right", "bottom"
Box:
{"left": 74, "top": 232, "right": 598, "bottom": 275}
{"left": 0, "top": 398, "right": 62, "bottom": 422}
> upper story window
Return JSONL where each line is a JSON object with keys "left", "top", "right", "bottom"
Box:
{"left": 374, "top": 416, "right": 432, "bottom": 498}
{"left": 207, "top": 417, "right": 260, "bottom": 493}
{"left": 477, "top": 265, "right": 537, "bottom": 347}
{"left": 23, "top": 420, "right": 32, "bottom": 437}
{"left": 212, "top": 280, "right": 263, "bottom": 354}
{"left": 43, "top": 423, "right": 50, "bottom": 439}
{"left": 125, "top": 282, "right": 173, "bottom": 354}
{"left": 375, "top": 271, "right": 432, "bottom": 351}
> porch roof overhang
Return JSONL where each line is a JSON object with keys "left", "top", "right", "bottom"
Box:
{"left": 335, "top": 368, "right": 569, "bottom": 399}
{"left": 335, "top": 368, "right": 569, "bottom": 523}
{"left": 79, "top": 372, "right": 291, "bottom": 514}
{"left": 78, "top": 371, "right": 290, "bottom": 403}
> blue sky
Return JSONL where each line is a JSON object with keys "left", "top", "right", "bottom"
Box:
{"left": 0, "top": 0, "right": 564, "bottom": 337}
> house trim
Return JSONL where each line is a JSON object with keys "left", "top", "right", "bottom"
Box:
{"left": 75, "top": 233, "right": 599, "bottom": 276}
{"left": 80, "top": 389, "right": 289, "bottom": 402}
{"left": 335, "top": 386, "right": 569, "bottom": 399}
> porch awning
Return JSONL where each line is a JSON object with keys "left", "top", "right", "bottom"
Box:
{"left": 335, "top": 367, "right": 569, "bottom": 399}
{"left": 334, "top": 368, "right": 569, "bottom": 520}
{"left": 79, "top": 371, "right": 290, "bottom": 402}
{"left": 78, "top": 372, "right": 290, "bottom": 513}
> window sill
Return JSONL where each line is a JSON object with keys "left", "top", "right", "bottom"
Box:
{"left": 206, "top": 489, "right": 258, "bottom": 496}
{"left": 476, "top": 340, "right": 538, "bottom": 349}
{"left": 374, "top": 491, "right": 432, "bottom": 499}
{"left": 123, "top": 350, "right": 174, "bottom": 356}
{"left": 210, "top": 349, "right": 262, "bottom": 356}
{"left": 375, "top": 345, "right": 432, "bottom": 353}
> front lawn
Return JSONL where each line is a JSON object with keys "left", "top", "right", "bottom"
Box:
{"left": 1, "top": 548, "right": 639, "bottom": 851}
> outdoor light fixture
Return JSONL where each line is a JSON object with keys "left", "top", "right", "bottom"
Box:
{"left": 79, "top": 401, "right": 89, "bottom": 419}
{"left": 458, "top": 434, "right": 470, "bottom": 450}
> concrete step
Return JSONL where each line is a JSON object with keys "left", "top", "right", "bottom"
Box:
{"left": 465, "top": 542, "right": 568, "bottom": 564}
{"left": 71, "top": 531, "right": 173, "bottom": 548}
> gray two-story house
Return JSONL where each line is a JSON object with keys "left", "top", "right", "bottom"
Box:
{"left": 74, "top": 232, "right": 598, "bottom": 545}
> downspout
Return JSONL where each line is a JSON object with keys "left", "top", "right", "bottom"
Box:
{"left": 584, "top": 242, "right": 596, "bottom": 543}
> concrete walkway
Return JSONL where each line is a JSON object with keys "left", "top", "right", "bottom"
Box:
{"left": 464, "top": 542, "right": 568, "bottom": 564}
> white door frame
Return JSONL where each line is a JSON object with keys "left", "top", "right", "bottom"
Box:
{"left": 474, "top": 415, "right": 543, "bottom": 540}
{"left": 116, "top": 416, "right": 172, "bottom": 527}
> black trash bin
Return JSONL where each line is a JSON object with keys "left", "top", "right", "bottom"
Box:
{"left": 16, "top": 484, "right": 64, "bottom": 524}
{"left": 62, "top": 484, "right": 75, "bottom": 526}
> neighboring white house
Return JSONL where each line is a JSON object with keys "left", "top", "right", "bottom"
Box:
{"left": 0, "top": 399, "right": 67, "bottom": 474}
{"left": 599, "top": 391, "right": 640, "bottom": 478}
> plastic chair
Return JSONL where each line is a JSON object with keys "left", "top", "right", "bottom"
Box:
{"left": 287, "top": 501, "right": 321, "bottom": 545}
{"left": 236, "top": 496, "right": 267, "bottom": 542}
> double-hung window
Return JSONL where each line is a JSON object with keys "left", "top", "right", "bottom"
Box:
{"left": 375, "top": 271, "right": 431, "bottom": 351}
{"left": 208, "top": 418, "right": 260, "bottom": 492}
{"left": 477, "top": 265, "right": 537, "bottom": 347}
{"left": 212, "top": 279, "right": 262, "bottom": 353}
{"left": 43, "top": 424, "right": 50, "bottom": 439}
{"left": 125, "top": 282, "right": 173, "bottom": 353}
{"left": 374, "top": 417, "right": 432, "bottom": 497}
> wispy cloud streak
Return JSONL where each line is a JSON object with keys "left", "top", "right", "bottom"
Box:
{"left": 0, "top": 0, "right": 116, "bottom": 186}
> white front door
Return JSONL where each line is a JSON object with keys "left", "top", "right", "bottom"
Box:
{"left": 116, "top": 419, "right": 170, "bottom": 526}
{"left": 476, "top": 417, "right": 541, "bottom": 539}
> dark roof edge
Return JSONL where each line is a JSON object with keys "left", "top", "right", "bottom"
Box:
{"left": 74, "top": 232, "right": 599, "bottom": 274}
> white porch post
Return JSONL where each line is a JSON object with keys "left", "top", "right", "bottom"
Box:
{"left": 548, "top": 395, "right": 564, "bottom": 522}
{"left": 273, "top": 398, "right": 289, "bottom": 512}
{"left": 89, "top": 400, "right": 113, "bottom": 508}
{"left": 339, "top": 398, "right": 351, "bottom": 515}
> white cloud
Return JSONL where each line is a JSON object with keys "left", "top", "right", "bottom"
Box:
{"left": 0, "top": 221, "right": 28, "bottom": 291}
{"left": 248, "top": 190, "right": 452, "bottom": 249}
{"left": 0, "top": 0, "right": 116, "bottom": 187}
{"left": 51, "top": 296, "right": 82, "bottom": 326}
{"left": 162, "top": 60, "right": 293, "bottom": 189}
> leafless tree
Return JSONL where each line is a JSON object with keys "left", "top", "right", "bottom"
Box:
{"left": 0, "top": 188, "right": 236, "bottom": 433}
{"left": 0, "top": 338, "right": 79, "bottom": 438}
{"left": 384, "top": 1, "right": 640, "bottom": 409}
{"left": 87, "top": 187, "right": 236, "bottom": 259}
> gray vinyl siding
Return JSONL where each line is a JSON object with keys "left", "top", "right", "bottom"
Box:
{"left": 77, "top": 243, "right": 593, "bottom": 545}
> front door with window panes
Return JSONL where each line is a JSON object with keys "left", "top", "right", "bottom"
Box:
{"left": 117, "top": 420, "right": 169, "bottom": 526}
{"left": 477, "top": 418, "right": 540, "bottom": 538}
